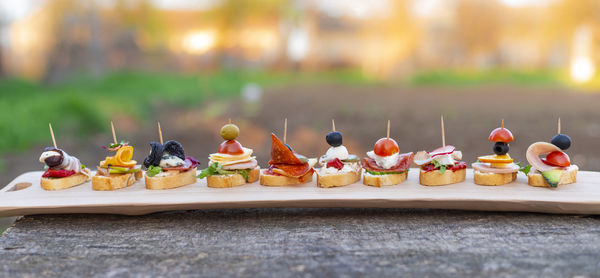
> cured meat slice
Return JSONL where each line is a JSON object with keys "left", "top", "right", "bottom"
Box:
{"left": 362, "top": 152, "right": 414, "bottom": 172}
{"left": 268, "top": 133, "right": 302, "bottom": 165}
{"left": 271, "top": 163, "right": 310, "bottom": 177}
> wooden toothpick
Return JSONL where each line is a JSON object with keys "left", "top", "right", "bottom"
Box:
{"left": 386, "top": 120, "right": 390, "bottom": 139}
{"left": 158, "top": 122, "right": 164, "bottom": 145}
{"left": 48, "top": 123, "right": 57, "bottom": 149}
{"left": 332, "top": 119, "right": 336, "bottom": 132}
{"left": 229, "top": 118, "right": 231, "bottom": 124}
{"left": 441, "top": 116, "right": 446, "bottom": 148}
{"left": 558, "top": 118, "right": 561, "bottom": 134}
{"left": 283, "top": 118, "right": 288, "bottom": 144}
{"left": 110, "top": 121, "right": 117, "bottom": 144}
{"left": 501, "top": 119, "right": 504, "bottom": 129}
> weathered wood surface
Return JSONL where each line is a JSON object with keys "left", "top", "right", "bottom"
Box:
{"left": 0, "top": 208, "right": 599, "bottom": 277}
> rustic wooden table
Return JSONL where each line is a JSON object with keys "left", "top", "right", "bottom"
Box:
{"left": 0, "top": 208, "right": 599, "bottom": 277}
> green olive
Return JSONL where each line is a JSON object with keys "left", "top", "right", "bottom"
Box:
{"left": 220, "top": 124, "right": 239, "bottom": 140}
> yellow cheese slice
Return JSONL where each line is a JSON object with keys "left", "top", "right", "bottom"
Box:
{"left": 208, "top": 148, "right": 254, "bottom": 165}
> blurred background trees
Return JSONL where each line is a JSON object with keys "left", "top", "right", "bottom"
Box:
{"left": 2, "top": 0, "right": 599, "bottom": 84}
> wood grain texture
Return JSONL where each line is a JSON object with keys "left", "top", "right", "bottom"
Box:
{"left": 1, "top": 168, "right": 600, "bottom": 216}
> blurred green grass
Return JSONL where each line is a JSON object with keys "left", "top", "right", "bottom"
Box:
{"left": 0, "top": 68, "right": 568, "bottom": 162}
{"left": 0, "top": 69, "right": 373, "bottom": 157}
{"left": 408, "top": 69, "right": 562, "bottom": 87}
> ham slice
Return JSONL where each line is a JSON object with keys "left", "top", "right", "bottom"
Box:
{"left": 526, "top": 142, "right": 564, "bottom": 172}
{"left": 362, "top": 152, "right": 413, "bottom": 172}
{"left": 223, "top": 159, "right": 258, "bottom": 170}
{"left": 472, "top": 162, "right": 519, "bottom": 174}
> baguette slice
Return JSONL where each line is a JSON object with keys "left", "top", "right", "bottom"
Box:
{"left": 363, "top": 171, "right": 407, "bottom": 187}
{"left": 145, "top": 168, "right": 197, "bottom": 190}
{"left": 528, "top": 165, "right": 578, "bottom": 188}
{"left": 317, "top": 170, "right": 361, "bottom": 188}
{"left": 474, "top": 171, "right": 517, "bottom": 186}
{"left": 92, "top": 170, "right": 143, "bottom": 191}
{"left": 41, "top": 168, "right": 91, "bottom": 191}
{"left": 206, "top": 167, "right": 260, "bottom": 188}
{"left": 260, "top": 170, "right": 313, "bottom": 186}
{"left": 420, "top": 168, "right": 466, "bottom": 186}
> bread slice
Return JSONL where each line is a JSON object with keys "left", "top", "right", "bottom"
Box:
{"left": 420, "top": 168, "right": 466, "bottom": 186}
{"left": 528, "top": 165, "right": 578, "bottom": 188}
{"left": 206, "top": 167, "right": 260, "bottom": 188}
{"left": 317, "top": 170, "right": 361, "bottom": 188}
{"left": 363, "top": 171, "right": 407, "bottom": 187}
{"left": 40, "top": 168, "right": 91, "bottom": 191}
{"left": 474, "top": 171, "right": 517, "bottom": 186}
{"left": 92, "top": 170, "right": 143, "bottom": 191}
{"left": 260, "top": 170, "right": 313, "bottom": 186}
{"left": 145, "top": 168, "right": 197, "bottom": 190}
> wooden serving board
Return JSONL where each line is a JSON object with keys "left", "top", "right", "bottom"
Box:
{"left": 1, "top": 169, "right": 599, "bottom": 216}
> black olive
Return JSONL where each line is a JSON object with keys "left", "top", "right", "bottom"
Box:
{"left": 163, "top": 140, "right": 186, "bottom": 160}
{"left": 326, "top": 131, "right": 343, "bottom": 147}
{"left": 551, "top": 134, "right": 571, "bottom": 150}
{"left": 45, "top": 155, "right": 63, "bottom": 168}
{"left": 143, "top": 142, "right": 164, "bottom": 168}
{"left": 493, "top": 142, "right": 509, "bottom": 155}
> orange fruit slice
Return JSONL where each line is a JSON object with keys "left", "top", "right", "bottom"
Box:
{"left": 478, "top": 154, "right": 513, "bottom": 164}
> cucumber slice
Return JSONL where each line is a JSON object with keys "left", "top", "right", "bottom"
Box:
{"left": 542, "top": 170, "right": 562, "bottom": 188}
{"left": 341, "top": 154, "right": 360, "bottom": 163}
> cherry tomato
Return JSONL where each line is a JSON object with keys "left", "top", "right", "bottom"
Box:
{"left": 374, "top": 138, "right": 399, "bottom": 157}
{"left": 218, "top": 140, "right": 244, "bottom": 155}
{"left": 488, "top": 127, "right": 514, "bottom": 142}
{"left": 543, "top": 151, "right": 570, "bottom": 167}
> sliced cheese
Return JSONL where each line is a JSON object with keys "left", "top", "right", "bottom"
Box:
{"left": 209, "top": 147, "right": 254, "bottom": 166}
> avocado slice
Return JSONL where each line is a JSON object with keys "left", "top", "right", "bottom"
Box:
{"left": 294, "top": 154, "right": 308, "bottom": 163}
{"left": 542, "top": 170, "right": 562, "bottom": 188}
{"left": 109, "top": 166, "right": 141, "bottom": 174}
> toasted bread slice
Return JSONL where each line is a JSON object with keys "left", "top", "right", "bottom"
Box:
{"left": 260, "top": 170, "right": 313, "bottom": 186}
{"left": 206, "top": 167, "right": 260, "bottom": 188}
{"left": 420, "top": 168, "right": 466, "bottom": 186}
{"left": 145, "top": 168, "right": 197, "bottom": 190}
{"left": 474, "top": 171, "right": 517, "bottom": 186}
{"left": 363, "top": 171, "right": 407, "bottom": 187}
{"left": 92, "top": 170, "right": 142, "bottom": 191}
{"left": 317, "top": 170, "right": 361, "bottom": 188}
{"left": 40, "top": 168, "right": 91, "bottom": 191}
{"left": 528, "top": 165, "right": 578, "bottom": 188}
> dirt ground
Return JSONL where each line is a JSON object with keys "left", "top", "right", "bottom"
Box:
{"left": 3, "top": 84, "right": 600, "bottom": 186}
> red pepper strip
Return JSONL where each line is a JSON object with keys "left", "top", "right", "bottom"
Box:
{"left": 42, "top": 169, "right": 76, "bottom": 178}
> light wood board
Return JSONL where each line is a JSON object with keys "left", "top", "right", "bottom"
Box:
{"left": 1, "top": 169, "right": 599, "bottom": 216}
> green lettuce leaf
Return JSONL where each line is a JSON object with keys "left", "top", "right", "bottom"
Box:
{"left": 516, "top": 161, "right": 531, "bottom": 175}
{"left": 147, "top": 165, "right": 162, "bottom": 177}
{"left": 432, "top": 160, "right": 447, "bottom": 174}
{"left": 197, "top": 162, "right": 253, "bottom": 181}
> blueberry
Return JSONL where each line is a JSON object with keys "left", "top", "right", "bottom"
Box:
{"left": 551, "top": 134, "right": 571, "bottom": 150}
{"left": 326, "top": 131, "right": 343, "bottom": 147}
{"left": 493, "top": 142, "right": 509, "bottom": 155}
